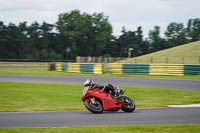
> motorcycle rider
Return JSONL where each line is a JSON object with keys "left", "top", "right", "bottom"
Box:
{"left": 84, "top": 79, "right": 119, "bottom": 96}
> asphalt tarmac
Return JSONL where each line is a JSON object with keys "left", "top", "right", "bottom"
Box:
{"left": 0, "top": 108, "right": 200, "bottom": 128}
{"left": 0, "top": 75, "right": 199, "bottom": 91}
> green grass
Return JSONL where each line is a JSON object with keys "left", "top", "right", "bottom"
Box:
{"left": 119, "top": 41, "right": 200, "bottom": 64}
{"left": 1, "top": 82, "right": 200, "bottom": 112}
{"left": 0, "top": 124, "right": 200, "bottom": 133}
{"left": 0, "top": 62, "right": 48, "bottom": 66}
{"left": 0, "top": 67, "right": 200, "bottom": 80}
{"left": 0, "top": 82, "right": 83, "bottom": 112}
{"left": 0, "top": 67, "right": 102, "bottom": 76}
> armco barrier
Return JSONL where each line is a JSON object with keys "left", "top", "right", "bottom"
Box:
{"left": 123, "top": 64, "right": 149, "bottom": 75}
{"left": 93, "top": 64, "right": 103, "bottom": 74}
{"left": 107, "top": 63, "right": 123, "bottom": 74}
{"left": 149, "top": 64, "right": 184, "bottom": 76}
{"left": 80, "top": 64, "right": 94, "bottom": 74}
{"left": 55, "top": 62, "right": 62, "bottom": 72}
{"left": 184, "top": 65, "right": 200, "bottom": 76}
{"left": 52, "top": 63, "right": 103, "bottom": 74}
{"left": 62, "top": 62, "right": 67, "bottom": 72}
{"left": 67, "top": 63, "right": 80, "bottom": 73}
{"left": 49, "top": 63, "right": 200, "bottom": 76}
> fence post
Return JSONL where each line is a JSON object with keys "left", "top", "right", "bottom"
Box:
{"left": 135, "top": 57, "right": 137, "bottom": 64}
{"left": 92, "top": 57, "right": 96, "bottom": 63}
{"left": 165, "top": 57, "right": 168, "bottom": 64}
{"left": 182, "top": 57, "right": 185, "bottom": 64}
{"left": 104, "top": 57, "right": 108, "bottom": 63}
{"left": 150, "top": 57, "right": 153, "bottom": 64}
{"left": 103, "top": 63, "right": 108, "bottom": 73}
{"left": 98, "top": 57, "right": 102, "bottom": 63}
{"left": 76, "top": 56, "right": 81, "bottom": 63}
{"left": 108, "top": 57, "right": 113, "bottom": 63}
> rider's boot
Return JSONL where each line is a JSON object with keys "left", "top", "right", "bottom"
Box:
{"left": 110, "top": 89, "right": 122, "bottom": 101}
{"left": 115, "top": 89, "right": 122, "bottom": 97}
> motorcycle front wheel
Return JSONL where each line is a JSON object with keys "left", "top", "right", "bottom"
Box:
{"left": 121, "top": 96, "right": 135, "bottom": 112}
{"left": 84, "top": 98, "right": 103, "bottom": 113}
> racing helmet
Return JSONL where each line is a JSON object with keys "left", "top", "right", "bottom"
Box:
{"left": 84, "top": 79, "right": 93, "bottom": 86}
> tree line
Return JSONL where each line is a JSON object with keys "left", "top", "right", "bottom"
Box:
{"left": 0, "top": 10, "right": 200, "bottom": 60}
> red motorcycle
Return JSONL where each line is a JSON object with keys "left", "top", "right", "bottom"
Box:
{"left": 82, "top": 85, "right": 135, "bottom": 113}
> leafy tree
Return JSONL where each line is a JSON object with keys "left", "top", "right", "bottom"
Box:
{"left": 56, "top": 10, "right": 112, "bottom": 59}
{"left": 116, "top": 26, "right": 146, "bottom": 57}
{"left": 18, "top": 22, "right": 29, "bottom": 58}
{"left": 116, "top": 27, "right": 131, "bottom": 57}
{"left": 165, "top": 22, "right": 188, "bottom": 47}
{"left": 133, "top": 26, "right": 148, "bottom": 56}
{"left": 6, "top": 23, "right": 24, "bottom": 59}
{"left": 26, "top": 22, "right": 42, "bottom": 58}
{"left": 89, "top": 12, "right": 112, "bottom": 56}
{"left": 186, "top": 18, "right": 200, "bottom": 41}
{"left": 0, "top": 21, "right": 7, "bottom": 58}
{"left": 148, "top": 26, "right": 167, "bottom": 52}
{"left": 57, "top": 10, "right": 87, "bottom": 59}
{"left": 0, "top": 11, "right": 199, "bottom": 60}
{"left": 103, "top": 35, "right": 119, "bottom": 57}
{"left": 40, "top": 22, "right": 54, "bottom": 50}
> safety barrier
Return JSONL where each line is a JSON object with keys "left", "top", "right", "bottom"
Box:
{"left": 55, "top": 62, "right": 62, "bottom": 72}
{"left": 149, "top": 64, "right": 184, "bottom": 76}
{"left": 184, "top": 65, "right": 200, "bottom": 76}
{"left": 80, "top": 64, "right": 93, "bottom": 74}
{"left": 107, "top": 64, "right": 123, "bottom": 74}
{"left": 62, "top": 62, "right": 67, "bottom": 72}
{"left": 68, "top": 63, "right": 80, "bottom": 73}
{"left": 93, "top": 64, "right": 103, "bottom": 74}
{"left": 49, "top": 63, "right": 200, "bottom": 76}
{"left": 49, "top": 63, "right": 103, "bottom": 74}
{"left": 123, "top": 64, "right": 149, "bottom": 75}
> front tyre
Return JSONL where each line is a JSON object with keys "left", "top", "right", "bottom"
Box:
{"left": 84, "top": 98, "right": 103, "bottom": 113}
{"left": 121, "top": 96, "right": 135, "bottom": 112}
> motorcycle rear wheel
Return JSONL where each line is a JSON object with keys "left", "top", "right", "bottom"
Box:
{"left": 84, "top": 98, "right": 103, "bottom": 113}
{"left": 121, "top": 96, "right": 135, "bottom": 112}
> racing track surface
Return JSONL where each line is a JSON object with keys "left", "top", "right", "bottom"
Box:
{"left": 0, "top": 75, "right": 200, "bottom": 91}
{"left": 0, "top": 74, "right": 200, "bottom": 128}
{"left": 0, "top": 108, "right": 200, "bottom": 128}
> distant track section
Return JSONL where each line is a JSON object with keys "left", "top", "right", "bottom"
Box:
{"left": 0, "top": 75, "right": 199, "bottom": 91}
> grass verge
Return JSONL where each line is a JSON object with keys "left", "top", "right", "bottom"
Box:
{"left": 0, "top": 124, "right": 200, "bottom": 133}
{"left": 0, "top": 62, "right": 48, "bottom": 66}
{"left": 118, "top": 41, "right": 200, "bottom": 64}
{"left": 0, "top": 82, "right": 200, "bottom": 112}
{"left": 0, "top": 67, "right": 200, "bottom": 80}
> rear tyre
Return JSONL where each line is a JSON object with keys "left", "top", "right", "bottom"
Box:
{"left": 121, "top": 96, "right": 135, "bottom": 112}
{"left": 84, "top": 98, "right": 103, "bottom": 113}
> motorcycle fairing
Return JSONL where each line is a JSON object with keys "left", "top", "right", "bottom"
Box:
{"left": 82, "top": 88, "right": 122, "bottom": 111}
